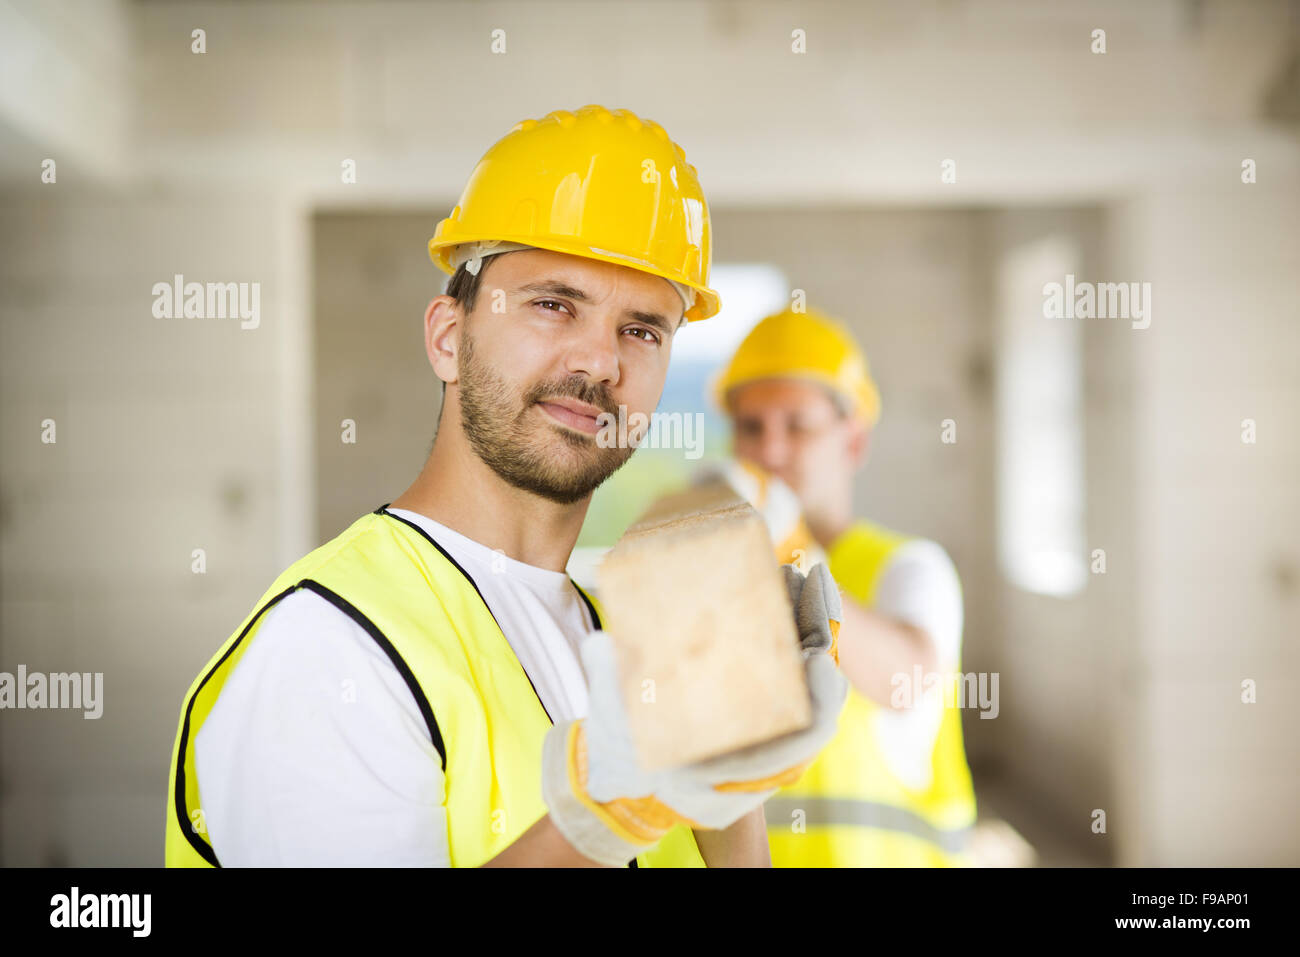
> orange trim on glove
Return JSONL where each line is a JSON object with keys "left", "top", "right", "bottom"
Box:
{"left": 712, "top": 757, "right": 815, "bottom": 793}
{"left": 567, "top": 722, "right": 702, "bottom": 844}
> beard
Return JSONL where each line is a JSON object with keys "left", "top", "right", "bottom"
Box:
{"left": 456, "top": 323, "right": 636, "bottom": 505}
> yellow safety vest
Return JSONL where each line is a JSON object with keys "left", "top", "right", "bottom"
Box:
{"left": 165, "top": 506, "right": 704, "bottom": 868}
{"left": 766, "top": 520, "right": 977, "bottom": 867}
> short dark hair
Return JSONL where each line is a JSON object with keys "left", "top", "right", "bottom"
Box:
{"left": 445, "top": 260, "right": 486, "bottom": 315}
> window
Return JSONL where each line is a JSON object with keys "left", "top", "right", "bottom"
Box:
{"left": 995, "top": 236, "right": 1086, "bottom": 596}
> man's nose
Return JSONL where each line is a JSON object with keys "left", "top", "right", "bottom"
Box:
{"left": 751, "top": 425, "right": 791, "bottom": 472}
{"left": 563, "top": 328, "right": 620, "bottom": 385}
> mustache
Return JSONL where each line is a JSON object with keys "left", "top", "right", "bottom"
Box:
{"left": 524, "top": 376, "right": 620, "bottom": 419}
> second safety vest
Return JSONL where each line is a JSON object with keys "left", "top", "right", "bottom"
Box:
{"left": 766, "top": 520, "right": 978, "bottom": 867}
{"left": 164, "top": 506, "right": 705, "bottom": 868}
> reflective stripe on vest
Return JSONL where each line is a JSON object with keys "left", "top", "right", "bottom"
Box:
{"left": 764, "top": 797, "right": 972, "bottom": 855}
{"left": 164, "top": 506, "right": 703, "bottom": 867}
{"left": 767, "top": 519, "right": 978, "bottom": 867}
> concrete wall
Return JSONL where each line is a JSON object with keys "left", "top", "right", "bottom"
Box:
{"left": 0, "top": 191, "right": 309, "bottom": 864}
{"left": 1112, "top": 186, "right": 1300, "bottom": 866}
{"left": 313, "top": 211, "right": 449, "bottom": 541}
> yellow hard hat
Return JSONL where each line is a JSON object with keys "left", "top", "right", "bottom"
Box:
{"left": 712, "top": 307, "right": 881, "bottom": 426}
{"left": 429, "top": 105, "right": 720, "bottom": 322}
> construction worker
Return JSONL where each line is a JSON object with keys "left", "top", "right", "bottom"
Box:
{"left": 164, "top": 106, "right": 847, "bottom": 868}
{"left": 712, "top": 306, "right": 978, "bottom": 866}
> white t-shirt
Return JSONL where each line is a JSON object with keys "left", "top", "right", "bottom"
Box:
{"left": 861, "top": 538, "right": 964, "bottom": 792}
{"left": 194, "top": 507, "right": 599, "bottom": 866}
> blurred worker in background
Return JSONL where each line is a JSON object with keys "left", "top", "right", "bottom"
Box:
{"left": 712, "top": 306, "right": 977, "bottom": 866}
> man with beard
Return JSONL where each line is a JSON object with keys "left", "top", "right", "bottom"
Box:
{"left": 164, "top": 106, "right": 847, "bottom": 868}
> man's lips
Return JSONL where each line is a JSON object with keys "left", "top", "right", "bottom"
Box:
{"left": 536, "top": 398, "right": 608, "bottom": 435}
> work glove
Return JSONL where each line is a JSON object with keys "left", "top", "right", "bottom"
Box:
{"left": 782, "top": 561, "right": 841, "bottom": 665}
{"left": 541, "top": 561, "right": 848, "bottom": 866}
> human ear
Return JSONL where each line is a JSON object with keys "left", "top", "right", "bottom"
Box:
{"left": 848, "top": 422, "right": 871, "bottom": 469}
{"left": 425, "top": 296, "right": 461, "bottom": 385}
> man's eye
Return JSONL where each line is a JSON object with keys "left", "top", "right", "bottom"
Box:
{"left": 625, "top": 327, "right": 661, "bottom": 345}
{"left": 534, "top": 299, "right": 570, "bottom": 315}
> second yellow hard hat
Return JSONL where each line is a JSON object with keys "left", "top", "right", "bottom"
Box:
{"left": 429, "top": 105, "right": 721, "bottom": 322}
{"left": 713, "top": 307, "right": 882, "bottom": 426}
